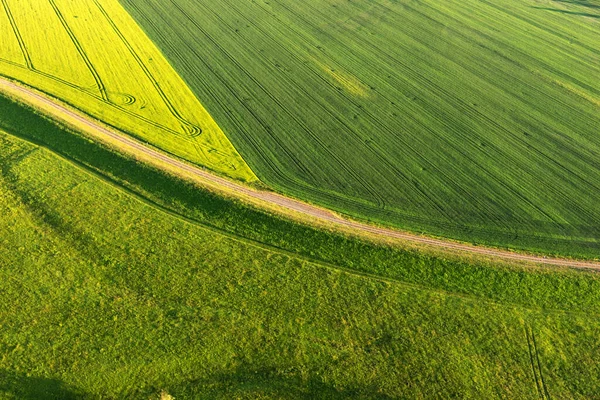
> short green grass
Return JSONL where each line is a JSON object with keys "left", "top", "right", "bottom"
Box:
{"left": 121, "top": 0, "right": 600, "bottom": 258}
{"left": 1, "top": 95, "right": 600, "bottom": 398}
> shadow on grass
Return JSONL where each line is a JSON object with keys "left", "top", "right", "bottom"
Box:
{"left": 552, "top": 0, "right": 600, "bottom": 9}
{"left": 163, "top": 367, "right": 394, "bottom": 399}
{"left": 532, "top": 6, "right": 600, "bottom": 18}
{"left": 0, "top": 369, "right": 81, "bottom": 399}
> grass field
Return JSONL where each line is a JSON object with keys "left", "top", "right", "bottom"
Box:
{"left": 121, "top": 0, "right": 600, "bottom": 257}
{"left": 0, "top": 0, "right": 255, "bottom": 181}
{"left": 2, "top": 94, "right": 600, "bottom": 398}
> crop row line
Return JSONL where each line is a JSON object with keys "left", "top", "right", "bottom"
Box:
{"left": 1, "top": 0, "right": 197, "bottom": 144}
{"left": 48, "top": 0, "right": 109, "bottom": 101}
{"left": 166, "top": 0, "right": 387, "bottom": 210}
{"left": 93, "top": 0, "right": 202, "bottom": 139}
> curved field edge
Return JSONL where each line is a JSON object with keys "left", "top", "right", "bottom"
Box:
{"left": 1, "top": 92, "right": 600, "bottom": 311}
{"left": 1, "top": 96, "right": 600, "bottom": 397}
{"left": 2, "top": 78, "right": 599, "bottom": 270}
{"left": 119, "top": 0, "right": 600, "bottom": 258}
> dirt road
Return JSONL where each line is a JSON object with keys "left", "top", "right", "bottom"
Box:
{"left": 1, "top": 77, "right": 598, "bottom": 270}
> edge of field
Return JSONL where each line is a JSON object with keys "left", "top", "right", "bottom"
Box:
{"left": 0, "top": 76, "right": 598, "bottom": 269}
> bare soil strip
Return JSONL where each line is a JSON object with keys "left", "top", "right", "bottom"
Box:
{"left": 1, "top": 77, "right": 598, "bottom": 270}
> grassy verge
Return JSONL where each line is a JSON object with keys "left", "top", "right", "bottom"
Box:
{"left": 1, "top": 93, "right": 600, "bottom": 398}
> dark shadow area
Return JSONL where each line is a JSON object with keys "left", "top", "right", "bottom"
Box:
{"left": 160, "top": 366, "right": 394, "bottom": 399}
{"left": 553, "top": 0, "right": 600, "bottom": 10}
{"left": 0, "top": 369, "right": 82, "bottom": 399}
{"left": 532, "top": 6, "right": 600, "bottom": 18}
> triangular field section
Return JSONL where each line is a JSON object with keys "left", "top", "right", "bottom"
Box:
{"left": 0, "top": 0, "right": 257, "bottom": 182}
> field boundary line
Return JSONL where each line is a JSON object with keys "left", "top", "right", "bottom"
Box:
{"left": 1, "top": 76, "right": 599, "bottom": 271}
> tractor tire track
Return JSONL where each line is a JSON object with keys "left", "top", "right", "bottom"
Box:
{"left": 1, "top": 0, "right": 33, "bottom": 69}
{"left": 93, "top": 0, "right": 202, "bottom": 140}
{"left": 48, "top": 0, "right": 109, "bottom": 101}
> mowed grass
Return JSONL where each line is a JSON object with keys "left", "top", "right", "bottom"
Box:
{"left": 122, "top": 0, "right": 600, "bottom": 258}
{"left": 2, "top": 95, "right": 600, "bottom": 398}
{"left": 0, "top": 0, "right": 255, "bottom": 181}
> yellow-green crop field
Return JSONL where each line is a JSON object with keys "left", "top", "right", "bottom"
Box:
{"left": 0, "top": 0, "right": 256, "bottom": 181}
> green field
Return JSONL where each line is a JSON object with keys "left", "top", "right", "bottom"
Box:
{"left": 0, "top": 0, "right": 255, "bottom": 181}
{"left": 2, "top": 94, "right": 600, "bottom": 398}
{"left": 1, "top": 0, "right": 600, "bottom": 397}
{"left": 121, "top": 0, "right": 600, "bottom": 257}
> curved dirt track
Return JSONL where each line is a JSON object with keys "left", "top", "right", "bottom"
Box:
{"left": 1, "top": 77, "right": 599, "bottom": 271}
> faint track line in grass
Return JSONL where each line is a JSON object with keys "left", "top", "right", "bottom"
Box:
{"left": 525, "top": 325, "right": 543, "bottom": 399}
{"left": 531, "top": 328, "right": 552, "bottom": 400}
{"left": 525, "top": 324, "right": 551, "bottom": 399}
{"left": 48, "top": 0, "right": 109, "bottom": 101}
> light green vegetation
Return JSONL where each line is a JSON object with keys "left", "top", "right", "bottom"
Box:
{"left": 0, "top": 0, "right": 255, "bottom": 181}
{"left": 121, "top": 0, "right": 600, "bottom": 258}
{"left": 1, "top": 95, "right": 600, "bottom": 398}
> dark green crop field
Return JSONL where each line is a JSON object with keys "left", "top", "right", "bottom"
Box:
{"left": 121, "top": 0, "right": 600, "bottom": 258}
{"left": 2, "top": 95, "right": 600, "bottom": 398}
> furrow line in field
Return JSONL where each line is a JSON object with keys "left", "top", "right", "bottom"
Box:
{"left": 394, "top": 0, "right": 600, "bottom": 121}
{"left": 93, "top": 0, "right": 202, "bottom": 141}
{"left": 420, "top": 0, "right": 600, "bottom": 96}
{"left": 217, "top": 0, "right": 465, "bottom": 223}
{"left": 1, "top": 0, "right": 33, "bottom": 69}
{"left": 48, "top": 0, "right": 109, "bottom": 101}
{"left": 165, "top": 0, "right": 388, "bottom": 210}
{"left": 477, "top": 0, "right": 599, "bottom": 55}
